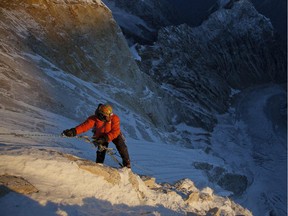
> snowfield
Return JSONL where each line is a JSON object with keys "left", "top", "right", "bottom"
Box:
{"left": 0, "top": 83, "right": 286, "bottom": 215}
{"left": 0, "top": 128, "right": 251, "bottom": 215}
{"left": 0, "top": 97, "right": 254, "bottom": 216}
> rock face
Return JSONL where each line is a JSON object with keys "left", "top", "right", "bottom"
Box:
{"left": 137, "top": 0, "right": 286, "bottom": 131}
{"left": 193, "top": 162, "right": 248, "bottom": 196}
{"left": 110, "top": 0, "right": 175, "bottom": 28}
{"left": 1, "top": 0, "right": 285, "bottom": 141}
{"left": 0, "top": 175, "right": 38, "bottom": 196}
{"left": 102, "top": 0, "right": 177, "bottom": 44}
{"left": 0, "top": 0, "right": 176, "bottom": 137}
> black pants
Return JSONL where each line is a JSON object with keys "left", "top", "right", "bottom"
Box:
{"left": 96, "top": 133, "right": 131, "bottom": 167}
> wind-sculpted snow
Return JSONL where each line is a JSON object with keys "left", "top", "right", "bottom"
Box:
{"left": 0, "top": 147, "right": 252, "bottom": 215}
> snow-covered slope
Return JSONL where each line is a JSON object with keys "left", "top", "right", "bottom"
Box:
{"left": 0, "top": 82, "right": 285, "bottom": 215}
{"left": 0, "top": 131, "right": 252, "bottom": 216}
{"left": 0, "top": 0, "right": 286, "bottom": 215}
{"left": 0, "top": 0, "right": 253, "bottom": 215}
{"left": 210, "top": 84, "right": 287, "bottom": 215}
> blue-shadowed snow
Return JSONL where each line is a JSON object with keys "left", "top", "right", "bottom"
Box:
{"left": 1, "top": 73, "right": 286, "bottom": 215}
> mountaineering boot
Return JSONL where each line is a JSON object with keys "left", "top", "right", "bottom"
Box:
{"left": 96, "top": 150, "right": 105, "bottom": 163}
{"left": 122, "top": 160, "right": 131, "bottom": 168}
{"left": 112, "top": 133, "right": 131, "bottom": 168}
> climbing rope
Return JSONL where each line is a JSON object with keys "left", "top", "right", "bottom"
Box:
{"left": 68, "top": 135, "right": 124, "bottom": 167}
{"left": 0, "top": 132, "right": 153, "bottom": 171}
{"left": 0, "top": 132, "right": 123, "bottom": 167}
{"left": 0, "top": 132, "right": 62, "bottom": 138}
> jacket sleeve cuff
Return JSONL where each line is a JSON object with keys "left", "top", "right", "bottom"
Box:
{"left": 72, "top": 128, "right": 77, "bottom": 136}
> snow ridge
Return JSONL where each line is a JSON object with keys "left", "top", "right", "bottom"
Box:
{"left": 0, "top": 147, "right": 252, "bottom": 216}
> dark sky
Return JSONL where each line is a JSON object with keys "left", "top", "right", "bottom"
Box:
{"left": 167, "top": 0, "right": 217, "bottom": 26}
{"left": 252, "top": 0, "right": 287, "bottom": 40}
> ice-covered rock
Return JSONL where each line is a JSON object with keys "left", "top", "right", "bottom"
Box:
{"left": 0, "top": 175, "right": 39, "bottom": 196}
{"left": 137, "top": 0, "right": 286, "bottom": 131}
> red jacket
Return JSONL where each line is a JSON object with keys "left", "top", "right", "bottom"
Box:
{"left": 75, "top": 114, "right": 121, "bottom": 142}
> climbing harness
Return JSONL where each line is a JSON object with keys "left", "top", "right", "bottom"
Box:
{"left": 68, "top": 135, "right": 124, "bottom": 167}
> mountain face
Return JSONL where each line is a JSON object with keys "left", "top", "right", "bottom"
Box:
{"left": 101, "top": 0, "right": 286, "bottom": 135}
{"left": 120, "top": 2, "right": 287, "bottom": 213}
{"left": 0, "top": 0, "right": 287, "bottom": 215}
{"left": 0, "top": 0, "right": 178, "bottom": 138}
{"left": 102, "top": 0, "right": 177, "bottom": 45}
{"left": 136, "top": 0, "right": 286, "bottom": 132}
{"left": 108, "top": 0, "right": 176, "bottom": 28}
{"left": 106, "top": 0, "right": 287, "bottom": 49}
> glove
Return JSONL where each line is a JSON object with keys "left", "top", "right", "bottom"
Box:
{"left": 94, "top": 135, "right": 108, "bottom": 145}
{"left": 62, "top": 128, "right": 76, "bottom": 137}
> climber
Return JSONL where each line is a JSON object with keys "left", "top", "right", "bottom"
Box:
{"left": 62, "top": 104, "right": 131, "bottom": 168}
